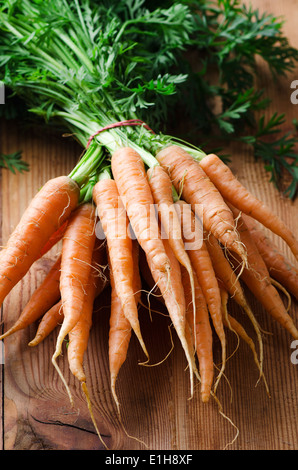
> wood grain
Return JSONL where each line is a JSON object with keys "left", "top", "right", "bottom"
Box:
{"left": 1, "top": 0, "right": 298, "bottom": 450}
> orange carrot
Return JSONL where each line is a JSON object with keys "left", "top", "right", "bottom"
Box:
{"left": 138, "top": 247, "right": 162, "bottom": 301}
{"left": 199, "top": 153, "right": 298, "bottom": 261}
{"left": 52, "top": 202, "right": 97, "bottom": 372}
{"left": 111, "top": 148, "right": 195, "bottom": 382}
{"left": 205, "top": 231, "right": 264, "bottom": 371}
{"left": 28, "top": 300, "right": 63, "bottom": 346}
{"left": 93, "top": 177, "right": 148, "bottom": 359}
{"left": 39, "top": 220, "right": 69, "bottom": 257}
{"left": 229, "top": 205, "right": 298, "bottom": 339}
{"left": 109, "top": 239, "right": 141, "bottom": 414}
{"left": 67, "top": 241, "right": 107, "bottom": 383}
{"left": 182, "top": 265, "right": 214, "bottom": 402}
{"left": 175, "top": 200, "right": 226, "bottom": 391}
{"left": 156, "top": 145, "right": 247, "bottom": 265}
{"left": 146, "top": 236, "right": 197, "bottom": 396}
{"left": 243, "top": 215, "right": 298, "bottom": 301}
{"left": 66, "top": 241, "right": 109, "bottom": 448}
{"left": 220, "top": 286, "right": 269, "bottom": 395}
{"left": 0, "top": 255, "right": 61, "bottom": 340}
{"left": 138, "top": 245, "right": 197, "bottom": 396}
{"left": 111, "top": 148, "right": 171, "bottom": 275}
{"left": 0, "top": 176, "right": 79, "bottom": 307}
{"left": 147, "top": 165, "right": 196, "bottom": 331}
{"left": 29, "top": 254, "right": 108, "bottom": 347}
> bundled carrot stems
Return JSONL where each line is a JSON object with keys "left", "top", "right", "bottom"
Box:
{"left": 1, "top": 0, "right": 298, "bottom": 449}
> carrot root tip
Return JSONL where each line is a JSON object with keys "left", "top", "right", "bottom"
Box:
{"left": 51, "top": 354, "right": 74, "bottom": 407}
{"left": 201, "top": 392, "right": 211, "bottom": 403}
{"left": 81, "top": 381, "right": 109, "bottom": 450}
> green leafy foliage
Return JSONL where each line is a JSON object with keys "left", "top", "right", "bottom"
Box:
{"left": 245, "top": 113, "right": 298, "bottom": 198}
{"left": 0, "top": 151, "right": 29, "bottom": 174}
{"left": 0, "top": 0, "right": 194, "bottom": 130}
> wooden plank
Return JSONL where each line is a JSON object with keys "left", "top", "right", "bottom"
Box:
{"left": 0, "top": 0, "right": 298, "bottom": 451}
{"left": 0, "top": 142, "right": 3, "bottom": 451}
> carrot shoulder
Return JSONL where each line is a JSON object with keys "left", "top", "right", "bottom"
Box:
{"left": 0, "top": 176, "right": 79, "bottom": 306}
{"left": 199, "top": 153, "right": 298, "bottom": 261}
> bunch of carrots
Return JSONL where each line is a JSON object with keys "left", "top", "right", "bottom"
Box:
{"left": 0, "top": 142, "right": 297, "bottom": 448}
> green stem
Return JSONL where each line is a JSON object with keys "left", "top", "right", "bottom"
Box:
{"left": 98, "top": 167, "right": 112, "bottom": 181}
{"left": 58, "top": 31, "right": 94, "bottom": 72}
{"left": 68, "top": 142, "right": 105, "bottom": 186}
{"left": 55, "top": 109, "right": 160, "bottom": 168}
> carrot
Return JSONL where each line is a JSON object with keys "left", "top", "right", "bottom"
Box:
{"left": 109, "top": 239, "right": 141, "bottom": 414}
{"left": 175, "top": 200, "right": 226, "bottom": 391}
{"left": 205, "top": 231, "right": 264, "bottom": 372}
{"left": 52, "top": 202, "right": 97, "bottom": 378}
{"left": 0, "top": 176, "right": 79, "bottom": 307}
{"left": 228, "top": 205, "right": 298, "bottom": 339}
{"left": 39, "top": 220, "right": 69, "bottom": 257}
{"left": 146, "top": 236, "right": 197, "bottom": 396}
{"left": 28, "top": 300, "right": 63, "bottom": 346}
{"left": 0, "top": 255, "right": 61, "bottom": 340}
{"left": 147, "top": 165, "right": 196, "bottom": 336}
{"left": 111, "top": 147, "right": 171, "bottom": 276}
{"left": 156, "top": 145, "right": 247, "bottom": 265}
{"left": 138, "top": 247, "right": 162, "bottom": 301}
{"left": 111, "top": 148, "right": 195, "bottom": 384}
{"left": 138, "top": 231, "right": 197, "bottom": 394}
{"left": 66, "top": 241, "right": 109, "bottom": 448}
{"left": 67, "top": 241, "right": 107, "bottom": 383}
{"left": 29, "top": 255, "right": 108, "bottom": 347}
{"left": 108, "top": 272, "right": 132, "bottom": 412}
{"left": 182, "top": 265, "right": 214, "bottom": 402}
{"left": 93, "top": 177, "right": 148, "bottom": 359}
{"left": 243, "top": 215, "right": 298, "bottom": 301}
{"left": 220, "top": 286, "right": 269, "bottom": 396}
{"left": 199, "top": 153, "right": 298, "bottom": 261}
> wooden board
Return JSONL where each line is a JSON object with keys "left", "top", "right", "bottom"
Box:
{"left": 0, "top": 0, "right": 298, "bottom": 451}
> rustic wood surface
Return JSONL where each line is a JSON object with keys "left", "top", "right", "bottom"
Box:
{"left": 0, "top": 0, "right": 298, "bottom": 451}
